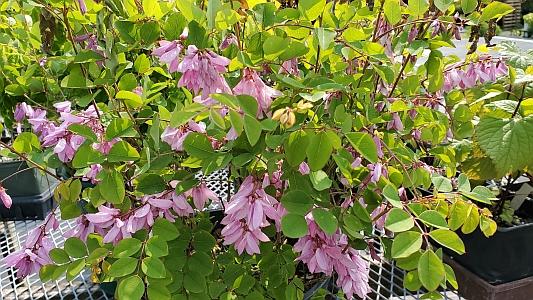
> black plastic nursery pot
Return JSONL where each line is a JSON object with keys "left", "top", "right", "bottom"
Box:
{"left": 0, "top": 160, "right": 59, "bottom": 220}
{"left": 448, "top": 223, "right": 533, "bottom": 285}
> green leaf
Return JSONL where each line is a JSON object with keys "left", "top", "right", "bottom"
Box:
{"left": 460, "top": 0, "right": 477, "bottom": 14}
{"left": 64, "top": 237, "right": 88, "bottom": 258}
{"left": 309, "top": 170, "right": 332, "bottom": 191}
{"left": 142, "top": 257, "right": 166, "bottom": 278}
{"left": 480, "top": 215, "right": 497, "bottom": 237}
{"left": 13, "top": 132, "right": 40, "bottom": 153}
{"left": 298, "top": 0, "right": 326, "bottom": 21}
{"left": 183, "top": 133, "right": 216, "bottom": 159}
{"left": 134, "top": 54, "right": 151, "bottom": 73}
{"left": 449, "top": 200, "right": 469, "bottom": 230}
{"left": 281, "top": 213, "right": 308, "bottom": 238}
{"left": 108, "top": 141, "right": 140, "bottom": 162}
{"left": 434, "top": 0, "right": 453, "bottom": 12}
{"left": 404, "top": 270, "right": 422, "bottom": 291}
{"left": 479, "top": 1, "right": 514, "bottom": 22}
{"left": 419, "top": 210, "right": 448, "bottom": 229}
{"left": 280, "top": 190, "right": 313, "bottom": 215}
{"left": 73, "top": 50, "right": 104, "bottom": 63}
{"left": 118, "top": 276, "right": 145, "bottom": 300}
{"left": 229, "top": 110, "right": 244, "bottom": 135}
{"left": 98, "top": 169, "right": 126, "bottom": 204}
{"left": 263, "top": 35, "right": 290, "bottom": 60}
{"left": 184, "top": 270, "right": 206, "bottom": 293}
{"left": 384, "top": 0, "right": 402, "bottom": 25}
{"left": 408, "top": 0, "right": 429, "bottom": 17}
{"left": 152, "top": 218, "right": 179, "bottom": 241}
{"left": 66, "top": 258, "right": 86, "bottom": 281}
{"left": 418, "top": 250, "right": 445, "bottom": 291}
{"left": 109, "top": 257, "right": 138, "bottom": 277}
{"left": 72, "top": 143, "right": 105, "bottom": 168}
{"left": 431, "top": 175, "right": 453, "bottom": 193}
{"left": 462, "top": 186, "right": 496, "bottom": 204}
{"left": 444, "top": 264, "right": 458, "bottom": 289}
{"left": 391, "top": 231, "right": 423, "bottom": 258}
{"left": 429, "top": 229, "right": 465, "bottom": 255}
{"left": 146, "top": 236, "right": 169, "bottom": 257}
{"left": 50, "top": 248, "right": 71, "bottom": 264}
{"left": 188, "top": 251, "right": 213, "bottom": 275}
{"left": 243, "top": 114, "right": 262, "bottom": 146}
{"left": 385, "top": 208, "right": 414, "bottom": 232}
{"left": 87, "top": 248, "right": 109, "bottom": 263}
{"left": 285, "top": 130, "right": 310, "bottom": 166}
{"left": 136, "top": 174, "right": 167, "bottom": 194}
{"left": 315, "top": 28, "right": 336, "bottom": 50}
{"left": 345, "top": 132, "right": 378, "bottom": 163}
{"left": 113, "top": 238, "right": 142, "bottom": 258}
{"left": 457, "top": 174, "right": 471, "bottom": 193}
{"left": 477, "top": 116, "right": 533, "bottom": 174}
{"left": 383, "top": 184, "right": 403, "bottom": 208}
{"left": 116, "top": 91, "right": 142, "bottom": 108}
{"left": 210, "top": 108, "right": 226, "bottom": 129}
{"left": 193, "top": 230, "right": 216, "bottom": 252}
{"left": 106, "top": 118, "right": 137, "bottom": 140}
{"left": 237, "top": 95, "right": 259, "bottom": 117}
{"left": 312, "top": 209, "right": 338, "bottom": 235}
{"left": 68, "top": 124, "right": 97, "bottom": 142}
{"left": 306, "top": 131, "right": 333, "bottom": 171}
{"left": 140, "top": 21, "right": 160, "bottom": 45}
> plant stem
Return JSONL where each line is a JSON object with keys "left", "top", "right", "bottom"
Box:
{"left": 0, "top": 141, "right": 62, "bottom": 181}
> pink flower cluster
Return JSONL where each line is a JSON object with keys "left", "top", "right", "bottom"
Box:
{"left": 443, "top": 57, "right": 508, "bottom": 92}
{"left": 15, "top": 102, "right": 115, "bottom": 168}
{"left": 153, "top": 41, "right": 284, "bottom": 119}
{"left": 233, "top": 68, "right": 282, "bottom": 118}
{"left": 294, "top": 215, "right": 370, "bottom": 299}
{"left": 221, "top": 176, "right": 283, "bottom": 255}
{"left": 67, "top": 181, "right": 218, "bottom": 245}
{"left": 4, "top": 214, "right": 58, "bottom": 278}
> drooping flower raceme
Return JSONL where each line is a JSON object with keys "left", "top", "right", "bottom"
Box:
{"left": 4, "top": 214, "right": 58, "bottom": 278}
{"left": 443, "top": 57, "right": 508, "bottom": 92}
{"left": 221, "top": 176, "right": 282, "bottom": 255}
{"left": 294, "top": 215, "right": 370, "bottom": 299}
{"left": 233, "top": 68, "right": 282, "bottom": 118}
{"left": 177, "top": 45, "right": 232, "bottom": 104}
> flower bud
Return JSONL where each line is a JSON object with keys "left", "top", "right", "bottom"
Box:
{"left": 295, "top": 100, "right": 313, "bottom": 113}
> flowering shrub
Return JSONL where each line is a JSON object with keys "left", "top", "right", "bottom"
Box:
{"left": 0, "top": 0, "right": 516, "bottom": 299}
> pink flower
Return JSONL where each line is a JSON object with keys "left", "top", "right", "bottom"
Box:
{"left": 177, "top": 45, "right": 231, "bottom": 102}
{"left": 0, "top": 186, "right": 12, "bottom": 208}
{"left": 220, "top": 34, "right": 238, "bottom": 50}
{"left": 161, "top": 121, "right": 206, "bottom": 151}
{"left": 189, "top": 182, "right": 219, "bottom": 210}
{"left": 152, "top": 40, "right": 183, "bottom": 73}
{"left": 279, "top": 58, "right": 299, "bottom": 76}
{"left": 133, "top": 86, "right": 143, "bottom": 96}
{"left": 373, "top": 136, "right": 384, "bottom": 158}
{"left": 299, "top": 162, "right": 310, "bottom": 175}
{"left": 221, "top": 176, "right": 282, "bottom": 254}
{"left": 83, "top": 164, "right": 103, "bottom": 184}
{"left": 53, "top": 101, "right": 72, "bottom": 113}
{"left": 371, "top": 204, "right": 388, "bottom": 230}
{"left": 78, "top": 0, "right": 87, "bottom": 14}
{"left": 368, "top": 163, "right": 387, "bottom": 183}
{"left": 233, "top": 68, "right": 282, "bottom": 118}
{"left": 387, "top": 112, "right": 404, "bottom": 131}
{"left": 3, "top": 213, "right": 58, "bottom": 278}
{"left": 294, "top": 215, "right": 370, "bottom": 299}
{"left": 14, "top": 102, "right": 34, "bottom": 122}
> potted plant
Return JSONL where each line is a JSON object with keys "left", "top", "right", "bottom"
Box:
{"left": 440, "top": 41, "right": 533, "bottom": 299}
{"left": 0, "top": 0, "right": 513, "bottom": 299}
